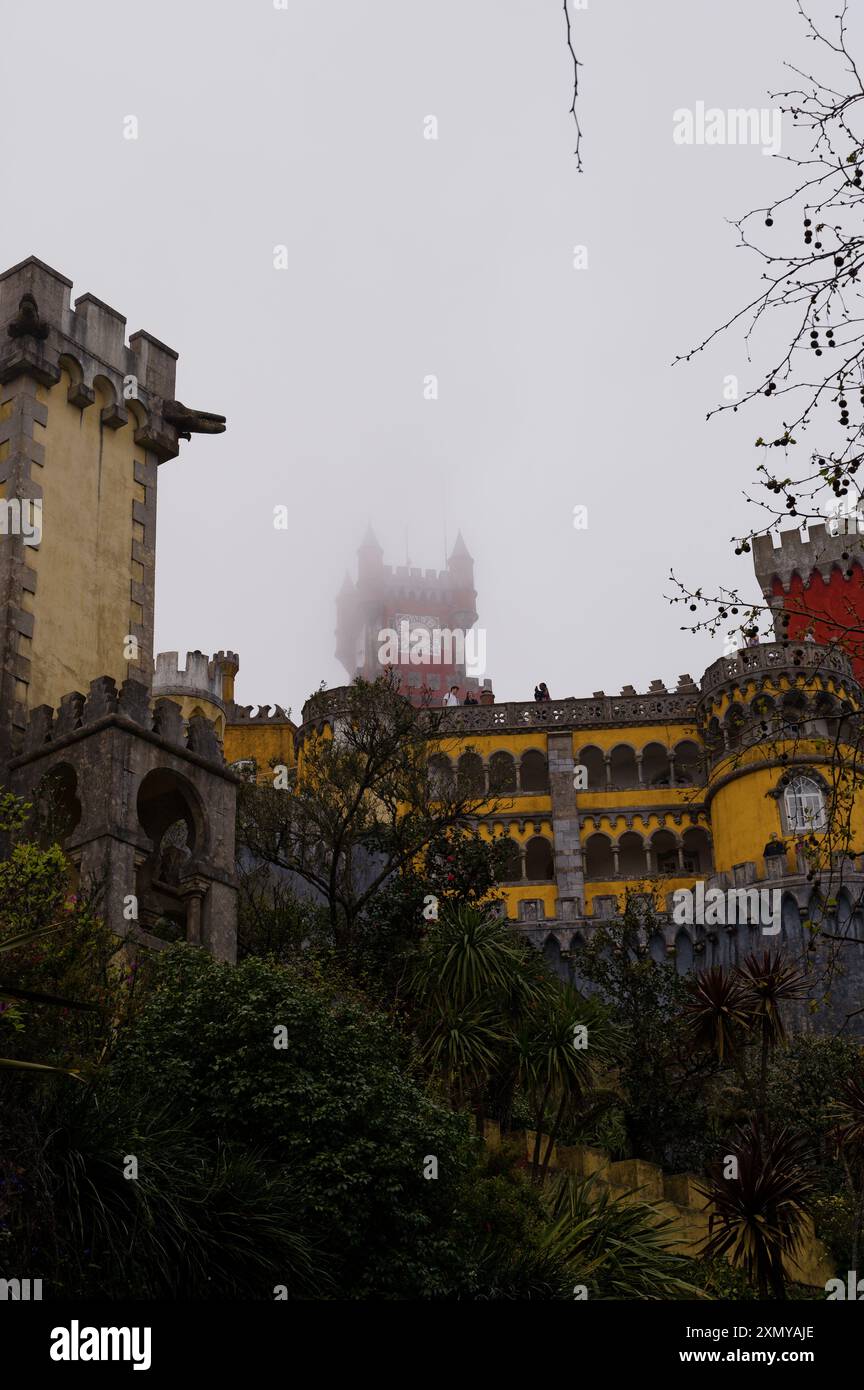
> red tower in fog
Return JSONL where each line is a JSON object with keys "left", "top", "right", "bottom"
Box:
{"left": 753, "top": 519, "right": 864, "bottom": 679}
{"left": 335, "top": 528, "right": 493, "bottom": 705}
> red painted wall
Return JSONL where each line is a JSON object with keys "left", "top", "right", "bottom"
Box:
{"left": 773, "top": 561, "right": 864, "bottom": 680}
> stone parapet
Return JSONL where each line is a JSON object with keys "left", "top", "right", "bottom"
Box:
{"left": 700, "top": 641, "right": 855, "bottom": 702}
{"left": 301, "top": 685, "right": 700, "bottom": 732}
{"left": 15, "top": 675, "right": 227, "bottom": 769}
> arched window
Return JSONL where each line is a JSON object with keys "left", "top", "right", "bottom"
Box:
{"left": 673, "top": 740, "right": 702, "bottom": 785}
{"left": 609, "top": 744, "right": 638, "bottom": 789}
{"left": 520, "top": 750, "right": 549, "bottom": 793}
{"left": 543, "top": 934, "right": 566, "bottom": 981}
{"left": 652, "top": 828, "right": 678, "bottom": 874}
{"left": 497, "top": 836, "right": 523, "bottom": 881}
{"left": 525, "top": 836, "right": 554, "bottom": 880}
{"left": 812, "top": 691, "right": 838, "bottom": 740}
{"left": 578, "top": 746, "right": 606, "bottom": 790}
{"left": 682, "top": 826, "right": 712, "bottom": 873}
{"left": 585, "top": 833, "right": 614, "bottom": 878}
{"left": 617, "top": 831, "right": 645, "bottom": 876}
{"left": 642, "top": 742, "right": 669, "bottom": 787}
{"left": 427, "top": 754, "right": 453, "bottom": 796}
{"left": 725, "top": 705, "right": 746, "bottom": 751}
{"left": 568, "top": 934, "right": 587, "bottom": 992}
{"left": 780, "top": 690, "right": 807, "bottom": 735}
{"left": 457, "top": 751, "right": 485, "bottom": 797}
{"left": 137, "top": 768, "right": 202, "bottom": 855}
{"left": 488, "top": 750, "right": 517, "bottom": 793}
{"left": 649, "top": 933, "right": 667, "bottom": 965}
{"left": 783, "top": 775, "right": 827, "bottom": 832}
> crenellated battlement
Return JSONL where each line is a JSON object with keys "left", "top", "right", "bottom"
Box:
{"left": 752, "top": 521, "right": 864, "bottom": 596}
{"left": 0, "top": 256, "right": 225, "bottom": 463}
{"left": 340, "top": 564, "right": 476, "bottom": 600}
{"left": 18, "top": 675, "right": 225, "bottom": 765}
{"left": 154, "top": 650, "right": 236, "bottom": 704}
{"left": 228, "top": 703, "right": 292, "bottom": 725}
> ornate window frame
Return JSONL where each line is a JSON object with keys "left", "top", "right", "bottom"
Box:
{"left": 771, "top": 767, "right": 829, "bottom": 835}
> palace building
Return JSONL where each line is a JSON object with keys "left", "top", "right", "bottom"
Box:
{"left": 226, "top": 521, "right": 864, "bottom": 1029}
{"left": 2, "top": 257, "right": 864, "bottom": 1030}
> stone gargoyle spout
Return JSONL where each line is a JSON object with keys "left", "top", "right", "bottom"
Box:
{"left": 162, "top": 399, "right": 227, "bottom": 440}
{"left": 7, "top": 293, "right": 49, "bottom": 342}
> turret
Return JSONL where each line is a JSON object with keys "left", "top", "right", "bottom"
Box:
{"left": 0, "top": 256, "right": 225, "bottom": 775}
{"left": 753, "top": 521, "right": 864, "bottom": 680}
{"left": 357, "top": 524, "right": 384, "bottom": 583}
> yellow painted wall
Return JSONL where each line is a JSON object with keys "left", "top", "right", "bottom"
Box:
{"left": 570, "top": 725, "right": 702, "bottom": 756}
{"left": 24, "top": 376, "right": 142, "bottom": 712}
{"left": 708, "top": 752, "right": 864, "bottom": 872}
{"left": 582, "top": 875, "right": 700, "bottom": 916}
{"left": 224, "top": 721, "right": 297, "bottom": 781}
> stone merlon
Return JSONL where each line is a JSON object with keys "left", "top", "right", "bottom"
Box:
{"left": 752, "top": 522, "right": 864, "bottom": 596}
{"left": 0, "top": 256, "right": 225, "bottom": 462}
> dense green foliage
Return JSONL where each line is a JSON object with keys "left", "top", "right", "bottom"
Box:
{"left": 107, "top": 948, "right": 482, "bottom": 1298}
{"left": 4, "top": 676, "right": 864, "bottom": 1301}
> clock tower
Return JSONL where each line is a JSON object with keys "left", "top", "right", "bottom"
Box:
{"left": 335, "top": 528, "right": 491, "bottom": 704}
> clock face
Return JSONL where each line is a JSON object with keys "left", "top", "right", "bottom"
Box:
{"left": 394, "top": 613, "right": 439, "bottom": 634}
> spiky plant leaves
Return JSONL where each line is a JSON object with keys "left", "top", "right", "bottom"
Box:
{"left": 833, "top": 1067, "right": 864, "bottom": 1161}
{"left": 411, "top": 903, "right": 554, "bottom": 1013}
{"left": 697, "top": 1119, "right": 818, "bottom": 1299}
{"left": 683, "top": 965, "right": 751, "bottom": 1063}
{"left": 736, "top": 950, "right": 809, "bottom": 1051}
{"left": 542, "top": 1174, "right": 708, "bottom": 1300}
{"left": 419, "top": 998, "right": 507, "bottom": 1103}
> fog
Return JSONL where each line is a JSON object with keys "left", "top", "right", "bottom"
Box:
{"left": 2, "top": 0, "right": 837, "bottom": 713}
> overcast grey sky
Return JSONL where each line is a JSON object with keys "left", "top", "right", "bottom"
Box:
{"left": 3, "top": 0, "right": 843, "bottom": 712}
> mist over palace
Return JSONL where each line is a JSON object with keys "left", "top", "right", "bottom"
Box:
{"left": 2, "top": 256, "right": 864, "bottom": 1032}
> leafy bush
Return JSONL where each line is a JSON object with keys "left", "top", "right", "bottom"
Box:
{"left": 107, "top": 946, "right": 486, "bottom": 1297}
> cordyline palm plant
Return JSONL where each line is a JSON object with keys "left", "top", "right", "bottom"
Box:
{"left": 411, "top": 902, "right": 553, "bottom": 1009}
{"left": 516, "top": 989, "right": 621, "bottom": 1183}
{"left": 832, "top": 1067, "right": 864, "bottom": 1270}
{"left": 684, "top": 952, "right": 809, "bottom": 1118}
{"left": 697, "top": 1119, "right": 818, "bottom": 1300}
{"left": 541, "top": 1173, "right": 707, "bottom": 1300}
{"left": 410, "top": 902, "right": 555, "bottom": 1119}
{"left": 417, "top": 997, "right": 507, "bottom": 1109}
{"left": 684, "top": 966, "right": 751, "bottom": 1065}
{"left": 462, "top": 1171, "right": 707, "bottom": 1300}
{"left": 683, "top": 965, "right": 756, "bottom": 1113}
{"left": 737, "top": 951, "right": 809, "bottom": 1115}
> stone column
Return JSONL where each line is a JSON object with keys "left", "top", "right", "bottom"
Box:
{"left": 547, "top": 732, "right": 585, "bottom": 923}
{"left": 181, "top": 876, "right": 209, "bottom": 947}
